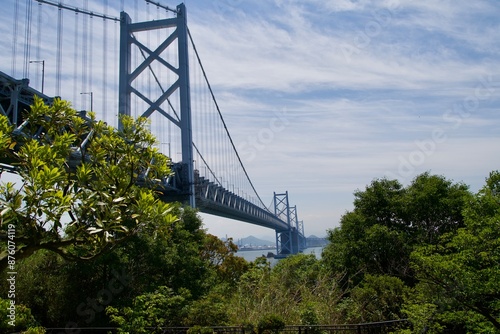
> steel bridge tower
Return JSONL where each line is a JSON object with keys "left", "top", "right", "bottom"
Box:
{"left": 118, "top": 3, "right": 195, "bottom": 207}
{"left": 274, "top": 191, "right": 306, "bottom": 256}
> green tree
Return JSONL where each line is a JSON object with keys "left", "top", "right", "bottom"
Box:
{"left": 106, "top": 286, "right": 191, "bottom": 333}
{"left": 257, "top": 314, "right": 285, "bottom": 334}
{"left": 0, "top": 206, "right": 217, "bottom": 328}
{"left": 200, "top": 234, "right": 249, "bottom": 288}
{"left": 0, "top": 97, "right": 175, "bottom": 271}
{"left": 402, "top": 172, "right": 469, "bottom": 244}
{"left": 408, "top": 171, "right": 500, "bottom": 332}
{"left": 0, "top": 297, "right": 39, "bottom": 332}
{"left": 322, "top": 173, "right": 470, "bottom": 285}
{"left": 228, "top": 253, "right": 345, "bottom": 325}
{"left": 345, "top": 274, "right": 407, "bottom": 323}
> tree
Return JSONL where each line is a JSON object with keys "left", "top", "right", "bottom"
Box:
{"left": 345, "top": 274, "right": 407, "bottom": 323}
{"left": 106, "top": 286, "right": 191, "bottom": 333}
{"left": 0, "top": 206, "right": 221, "bottom": 328}
{"left": 322, "top": 173, "right": 470, "bottom": 285}
{"left": 201, "top": 234, "right": 249, "bottom": 287}
{"left": 0, "top": 297, "right": 39, "bottom": 332}
{"left": 227, "top": 253, "right": 346, "bottom": 325}
{"left": 408, "top": 171, "right": 500, "bottom": 332}
{"left": 257, "top": 314, "right": 285, "bottom": 334}
{"left": 0, "top": 97, "right": 175, "bottom": 271}
{"left": 402, "top": 172, "right": 469, "bottom": 244}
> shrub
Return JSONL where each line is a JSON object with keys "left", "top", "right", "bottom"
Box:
{"left": 257, "top": 314, "right": 285, "bottom": 334}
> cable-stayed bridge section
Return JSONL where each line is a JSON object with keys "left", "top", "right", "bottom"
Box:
{"left": 1, "top": 1, "right": 306, "bottom": 255}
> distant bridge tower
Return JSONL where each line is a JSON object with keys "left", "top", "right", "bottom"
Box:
{"left": 118, "top": 3, "right": 195, "bottom": 207}
{"left": 298, "top": 220, "right": 306, "bottom": 250}
{"left": 274, "top": 191, "right": 298, "bottom": 255}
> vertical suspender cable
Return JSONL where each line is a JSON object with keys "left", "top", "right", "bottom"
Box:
{"left": 35, "top": 3, "right": 42, "bottom": 89}
{"left": 156, "top": 5, "right": 165, "bottom": 154}
{"left": 191, "top": 42, "right": 198, "bottom": 167}
{"left": 188, "top": 29, "right": 268, "bottom": 208}
{"left": 201, "top": 52, "right": 207, "bottom": 177}
{"left": 23, "top": 0, "right": 33, "bottom": 78}
{"left": 134, "top": 0, "right": 139, "bottom": 118}
{"left": 102, "top": 0, "right": 108, "bottom": 122}
{"left": 56, "top": 3, "right": 63, "bottom": 95}
{"left": 81, "top": 0, "right": 88, "bottom": 109}
{"left": 113, "top": 20, "right": 118, "bottom": 126}
{"left": 12, "top": 0, "right": 20, "bottom": 76}
{"left": 89, "top": 12, "right": 94, "bottom": 112}
{"left": 88, "top": 15, "right": 95, "bottom": 111}
{"left": 146, "top": 2, "right": 151, "bottom": 105}
{"left": 73, "top": 12, "right": 79, "bottom": 105}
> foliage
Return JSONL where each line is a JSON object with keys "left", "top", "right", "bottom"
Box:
{"left": 0, "top": 297, "right": 38, "bottom": 331}
{"left": 257, "top": 314, "right": 285, "bottom": 334}
{"left": 299, "top": 303, "right": 319, "bottom": 325}
{"left": 322, "top": 172, "right": 471, "bottom": 285}
{"left": 408, "top": 171, "right": 500, "bottom": 332}
{"left": 0, "top": 97, "right": 175, "bottom": 271}
{"left": 0, "top": 250, "right": 74, "bottom": 326}
{"left": 0, "top": 206, "right": 221, "bottom": 328}
{"left": 22, "top": 327, "right": 46, "bottom": 334}
{"left": 227, "top": 254, "right": 346, "bottom": 325}
{"left": 201, "top": 234, "right": 249, "bottom": 288}
{"left": 107, "top": 286, "right": 191, "bottom": 333}
{"left": 187, "top": 326, "right": 215, "bottom": 334}
{"left": 345, "top": 274, "right": 407, "bottom": 323}
{"left": 184, "top": 288, "right": 229, "bottom": 326}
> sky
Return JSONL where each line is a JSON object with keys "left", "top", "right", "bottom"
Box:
{"left": 2, "top": 0, "right": 500, "bottom": 241}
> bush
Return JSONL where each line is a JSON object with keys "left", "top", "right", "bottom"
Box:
{"left": 257, "top": 314, "right": 285, "bottom": 334}
{"left": 22, "top": 327, "right": 46, "bottom": 334}
{"left": 187, "top": 325, "right": 214, "bottom": 334}
{"left": 241, "top": 322, "right": 256, "bottom": 334}
{"left": 0, "top": 298, "right": 39, "bottom": 332}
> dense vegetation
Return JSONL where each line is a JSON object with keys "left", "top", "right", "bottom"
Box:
{"left": 0, "top": 99, "right": 499, "bottom": 333}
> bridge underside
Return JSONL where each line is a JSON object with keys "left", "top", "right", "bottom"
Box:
{"left": 157, "top": 167, "right": 289, "bottom": 231}
{"left": 0, "top": 71, "right": 53, "bottom": 126}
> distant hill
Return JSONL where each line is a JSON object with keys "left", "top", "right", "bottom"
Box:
{"left": 308, "top": 234, "right": 327, "bottom": 239}
{"left": 222, "top": 235, "right": 329, "bottom": 248}
{"left": 306, "top": 235, "right": 329, "bottom": 247}
{"left": 235, "top": 235, "right": 275, "bottom": 247}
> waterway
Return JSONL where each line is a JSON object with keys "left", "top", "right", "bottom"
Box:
{"left": 235, "top": 246, "right": 324, "bottom": 265}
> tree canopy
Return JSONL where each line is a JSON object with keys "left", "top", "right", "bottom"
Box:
{"left": 408, "top": 171, "right": 500, "bottom": 332}
{"left": 322, "top": 172, "right": 471, "bottom": 285}
{"left": 0, "top": 97, "right": 175, "bottom": 271}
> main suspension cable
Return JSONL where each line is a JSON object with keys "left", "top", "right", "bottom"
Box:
{"left": 187, "top": 28, "right": 269, "bottom": 210}
{"left": 35, "top": 0, "right": 119, "bottom": 22}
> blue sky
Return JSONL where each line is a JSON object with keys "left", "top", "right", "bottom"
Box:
{"left": 2, "top": 0, "right": 500, "bottom": 241}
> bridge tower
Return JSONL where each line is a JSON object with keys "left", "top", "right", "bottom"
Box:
{"left": 274, "top": 191, "right": 297, "bottom": 256}
{"left": 118, "top": 3, "right": 195, "bottom": 207}
{"left": 298, "top": 220, "right": 307, "bottom": 250}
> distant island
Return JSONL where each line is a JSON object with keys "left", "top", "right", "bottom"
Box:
{"left": 235, "top": 235, "right": 276, "bottom": 251}
{"left": 230, "top": 235, "right": 328, "bottom": 251}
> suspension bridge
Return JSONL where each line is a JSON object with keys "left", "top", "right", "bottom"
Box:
{"left": 0, "top": 0, "right": 306, "bottom": 255}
